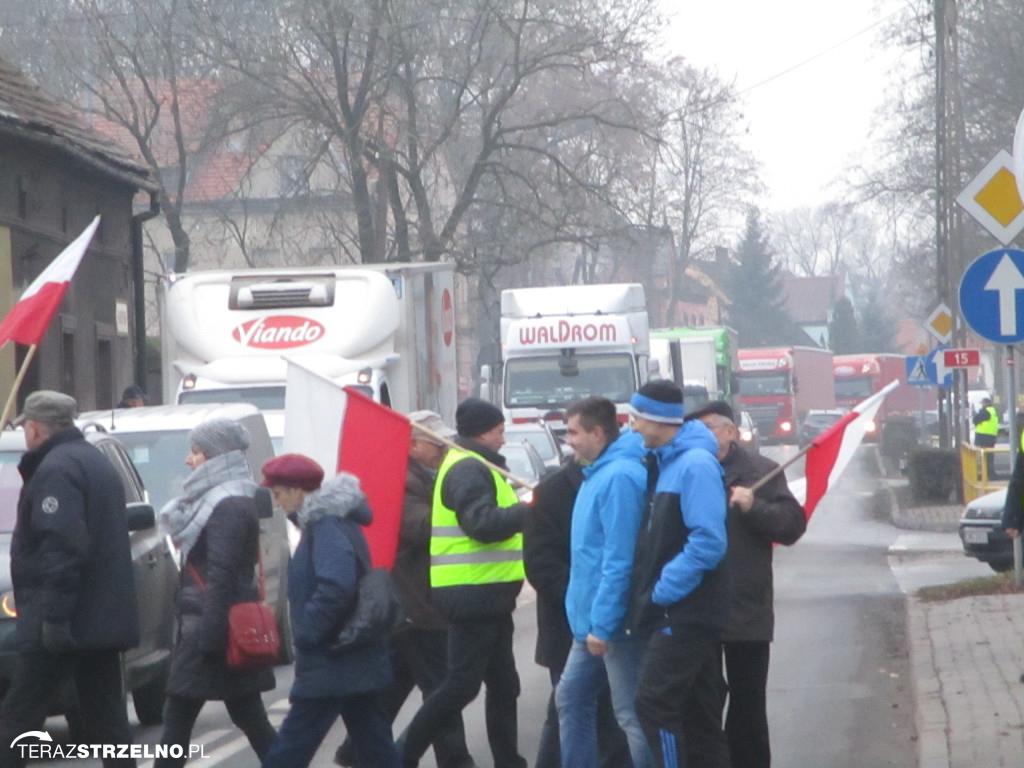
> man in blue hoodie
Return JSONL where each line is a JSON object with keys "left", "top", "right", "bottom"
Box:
{"left": 626, "top": 381, "right": 729, "bottom": 768}
{"left": 556, "top": 396, "right": 651, "bottom": 768}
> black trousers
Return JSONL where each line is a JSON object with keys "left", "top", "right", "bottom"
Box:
{"left": 635, "top": 626, "right": 729, "bottom": 768}
{"left": 723, "top": 641, "right": 771, "bottom": 768}
{"left": 336, "top": 626, "right": 473, "bottom": 768}
{"left": 0, "top": 649, "right": 136, "bottom": 768}
{"left": 154, "top": 692, "right": 276, "bottom": 768}
{"left": 402, "top": 613, "right": 526, "bottom": 768}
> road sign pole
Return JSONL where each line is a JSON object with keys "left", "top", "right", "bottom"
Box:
{"left": 1008, "top": 345, "right": 1018, "bottom": 465}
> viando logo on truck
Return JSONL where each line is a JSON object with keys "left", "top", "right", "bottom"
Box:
{"left": 232, "top": 315, "right": 325, "bottom": 349}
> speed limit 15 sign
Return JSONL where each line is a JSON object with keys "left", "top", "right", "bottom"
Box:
{"left": 942, "top": 348, "right": 981, "bottom": 368}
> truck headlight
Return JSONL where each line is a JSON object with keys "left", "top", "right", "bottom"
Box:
{"left": 0, "top": 591, "right": 15, "bottom": 618}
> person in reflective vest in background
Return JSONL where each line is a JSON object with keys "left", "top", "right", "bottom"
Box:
{"left": 973, "top": 397, "right": 1000, "bottom": 479}
{"left": 400, "top": 398, "right": 529, "bottom": 768}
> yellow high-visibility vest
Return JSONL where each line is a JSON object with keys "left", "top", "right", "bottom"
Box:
{"left": 976, "top": 406, "right": 999, "bottom": 436}
{"left": 430, "top": 447, "right": 524, "bottom": 588}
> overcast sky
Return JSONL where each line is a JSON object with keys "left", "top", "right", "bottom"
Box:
{"left": 659, "top": 0, "right": 899, "bottom": 212}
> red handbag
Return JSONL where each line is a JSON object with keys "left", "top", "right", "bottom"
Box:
{"left": 225, "top": 600, "right": 280, "bottom": 669}
{"left": 188, "top": 547, "right": 280, "bottom": 670}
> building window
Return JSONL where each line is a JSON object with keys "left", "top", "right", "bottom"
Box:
{"left": 96, "top": 338, "right": 113, "bottom": 408}
{"left": 278, "top": 156, "right": 310, "bottom": 197}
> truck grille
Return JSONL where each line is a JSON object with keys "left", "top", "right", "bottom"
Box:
{"left": 229, "top": 276, "right": 334, "bottom": 309}
{"left": 745, "top": 404, "right": 778, "bottom": 435}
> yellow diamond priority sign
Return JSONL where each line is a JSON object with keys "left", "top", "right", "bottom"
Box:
{"left": 957, "top": 149, "right": 1024, "bottom": 245}
{"left": 925, "top": 303, "right": 953, "bottom": 344}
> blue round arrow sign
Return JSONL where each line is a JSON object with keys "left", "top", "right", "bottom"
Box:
{"left": 959, "top": 248, "right": 1024, "bottom": 343}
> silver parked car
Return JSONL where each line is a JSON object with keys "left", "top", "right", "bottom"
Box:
{"left": 504, "top": 421, "right": 567, "bottom": 470}
{"left": 0, "top": 428, "right": 175, "bottom": 726}
{"left": 959, "top": 487, "right": 1011, "bottom": 572}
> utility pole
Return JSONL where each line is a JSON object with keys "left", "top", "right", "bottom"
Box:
{"left": 934, "top": 0, "right": 964, "bottom": 449}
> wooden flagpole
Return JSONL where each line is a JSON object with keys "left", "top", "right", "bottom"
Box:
{"left": 0, "top": 343, "right": 38, "bottom": 429}
{"left": 412, "top": 420, "right": 537, "bottom": 491}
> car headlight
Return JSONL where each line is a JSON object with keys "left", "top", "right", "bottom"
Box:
{"left": 739, "top": 429, "right": 753, "bottom": 442}
{"left": 0, "top": 591, "right": 15, "bottom": 618}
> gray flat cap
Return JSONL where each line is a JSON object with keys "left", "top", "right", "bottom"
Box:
{"left": 14, "top": 390, "right": 78, "bottom": 426}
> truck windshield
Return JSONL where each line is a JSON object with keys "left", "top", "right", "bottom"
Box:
{"left": 835, "top": 376, "right": 874, "bottom": 400}
{"left": 179, "top": 386, "right": 286, "bottom": 410}
{"left": 737, "top": 372, "right": 790, "bottom": 396}
{"left": 505, "top": 354, "right": 635, "bottom": 408}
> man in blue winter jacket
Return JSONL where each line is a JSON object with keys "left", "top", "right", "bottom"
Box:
{"left": 626, "top": 380, "right": 730, "bottom": 768}
{"left": 556, "top": 396, "right": 652, "bottom": 768}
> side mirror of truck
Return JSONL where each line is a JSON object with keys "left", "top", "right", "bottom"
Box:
{"left": 480, "top": 365, "right": 492, "bottom": 401}
{"left": 792, "top": 375, "right": 799, "bottom": 394}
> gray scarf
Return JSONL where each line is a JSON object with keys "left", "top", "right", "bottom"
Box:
{"left": 158, "top": 449, "right": 257, "bottom": 562}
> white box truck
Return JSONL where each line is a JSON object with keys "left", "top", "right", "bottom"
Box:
{"left": 487, "top": 283, "right": 650, "bottom": 430}
{"left": 159, "top": 263, "right": 458, "bottom": 425}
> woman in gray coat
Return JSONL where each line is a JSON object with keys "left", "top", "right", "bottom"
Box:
{"left": 155, "top": 419, "right": 276, "bottom": 767}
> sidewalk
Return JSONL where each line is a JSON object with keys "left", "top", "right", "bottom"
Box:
{"left": 883, "top": 458, "right": 1024, "bottom": 767}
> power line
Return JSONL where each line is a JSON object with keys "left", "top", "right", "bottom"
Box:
{"left": 735, "top": 6, "right": 904, "bottom": 96}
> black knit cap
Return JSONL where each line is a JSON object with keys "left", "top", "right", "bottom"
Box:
{"left": 684, "top": 400, "right": 735, "bottom": 423}
{"left": 456, "top": 398, "right": 505, "bottom": 437}
{"left": 636, "top": 379, "right": 683, "bottom": 404}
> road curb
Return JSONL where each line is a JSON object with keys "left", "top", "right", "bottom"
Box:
{"left": 906, "top": 594, "right": 950, "bottom": 768}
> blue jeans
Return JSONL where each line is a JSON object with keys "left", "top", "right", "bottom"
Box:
{"left": 261, "top": 694, "right": 399, "bottom": 768}
{"left": 555, "top": 638, "right": 652, "bottom": 768}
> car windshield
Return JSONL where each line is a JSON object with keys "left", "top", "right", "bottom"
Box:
{"left": 113, "top": 430, "right": 195, "bottom": 512}
{"left": 502, "top": 444, "right": 540, "bottom": 484}
{"left": 504, "top": 429, "right": 556, "bottom": 462}
{"left": 505, "top": 354, "right": 635, "bottom": 408}
{"left": 806, "top": 412, "right": 843, "bottom": 428}
{"left": 179, "top": 385, "right": 286, "bottom": 410}
{"left": 0, "top": 451, "right": 22, "bottom": 533}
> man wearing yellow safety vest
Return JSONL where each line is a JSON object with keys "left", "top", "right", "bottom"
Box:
{"left": 400, "top": 398, "right": 529, "bottom": 768}
{"left": 973, "top": 397, "right": 1000, "bottom": 479}
{"left": 973, "top": 397, "right": 999, "bottom": 448}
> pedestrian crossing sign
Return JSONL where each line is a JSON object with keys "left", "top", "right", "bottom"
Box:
{"left": 906, "top": 355, "right": 930, "bottom": 387}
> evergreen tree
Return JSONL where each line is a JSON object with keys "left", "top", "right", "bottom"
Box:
{"left": 857, "top": 290, "right": 895, "bottom": 353}
{"left": 725, "top": 208, "right": 799, "bottom": 347}
{"left": 828, "top": 296, "right": 860, "bottom": 353}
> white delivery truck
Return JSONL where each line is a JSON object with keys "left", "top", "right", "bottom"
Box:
{"left": 159, "top": 262, "right": 458, "bottom": 424}
{"left": 488, "top": 283, "right": 650, "bottom": 430}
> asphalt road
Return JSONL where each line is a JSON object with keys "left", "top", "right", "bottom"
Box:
{"left": 32, "top": 443, "right": 981, "bottom": 767}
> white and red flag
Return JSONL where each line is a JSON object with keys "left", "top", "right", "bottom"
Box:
{"left": 785, "top": 379, "right": 900, "bottom": 519}
{"left": 0, "top": 216, "right": 100, "bottom": 349}
{"left": 282, "top": 358, "right": 411, "bottom": 568}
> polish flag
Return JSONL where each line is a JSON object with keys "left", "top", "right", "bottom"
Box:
{"left": 282, "top": 358, "right": 410, "bottom": 568}
{"left": 788, "top": 380, "right": 900, "bottom": 518}
{"left": 0, "top": 217, "right": 100, "bottom": 349}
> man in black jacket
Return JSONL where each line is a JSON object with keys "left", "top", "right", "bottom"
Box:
{"left": 401, "top": 399, "right": 528, "bottom": 768}
{"left": 688, "top": 401, "right": 806, "bottom": 768}
{"left": 0, "top": 391, "right": 140, "bottom": 768}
